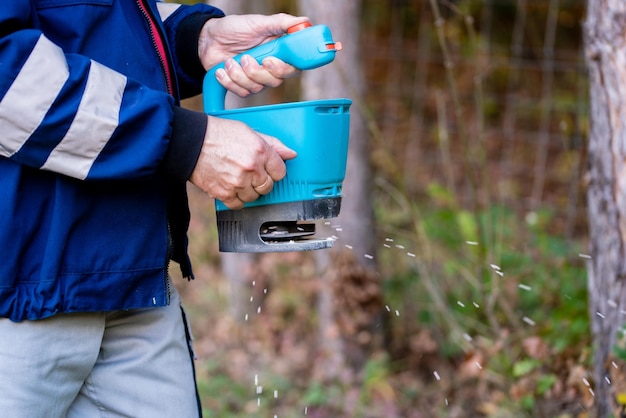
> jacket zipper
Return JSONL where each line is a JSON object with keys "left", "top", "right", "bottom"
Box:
{"left": 164, "top": 219, "right": 173, "bottom": 304}
{"left": 135, "top": 0, "right": 175, "bottom": 96}
{"left": 136, "top": 0, "right": 176, "bottom": 302}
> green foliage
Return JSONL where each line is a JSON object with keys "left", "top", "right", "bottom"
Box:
{"left": 198, "top": 359, "right": 302, "bottom": 418}
{"left": 301, "top": 381, "right": 343, "bottom": 413}
{"left": 536, "top": 374, "right": 558, "bottom": 395}
{"left": 198, "top": 360, "right": 250, "bottom": 418}
{"left": 377, "top": 179, "right": 590, "bottom": 415}
{"left": 613, "top": 326, "right": 626, "bottom": 363}
{"left": 512, "top": 359, "right": 541, "bottom": 378}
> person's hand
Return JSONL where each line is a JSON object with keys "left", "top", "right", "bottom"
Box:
{"left": 198, "top": 13, "right": 310, "bottom": 97}
{"left": 189, "top": 116, "right": 297, "bottom": 210}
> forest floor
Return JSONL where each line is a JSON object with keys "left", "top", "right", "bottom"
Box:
{"left": 173, "top": 188, "right": 602, "bottom": 418}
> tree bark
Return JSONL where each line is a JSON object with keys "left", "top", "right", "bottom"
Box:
{"left": 210, "top": 0, "right": 272, "bottom": 321}
{"left": 298, "top": 2, "right": 375, "bottom": 265}
{"left": 297, "top": 0, "right": 382, "bottom": 384}
{"left": 584, "top": 1, "right": 626, "bottom": 416}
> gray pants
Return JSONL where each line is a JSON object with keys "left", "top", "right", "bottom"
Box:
{"left": 0, "top": 281, "right": 200, "bottom": 418}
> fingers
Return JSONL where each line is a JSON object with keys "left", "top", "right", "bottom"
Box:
{"left": 228, "top": 140, "right": 287, "bottom": 209}
{"left": 252, "top": 174, "right": 274, "bottom": 195}
{"left": 210, "top": 14, "right": 310, "bottom": 97}
{"left": 199, "top": 14, "right": 310, "bottom": 71}
{"left": 222, "top": 172, "right": 271, "bottom": 210}
{"left": 236, "top": 171, "right": 274, "bottom": 204}
{"left": 279, "top": 14, "right": 310, "bottom": 32}
{"left": 261, "top": 134, "right": 298, "bottom": 161}
{"left": 217, "top": 55, "right": 296, "bottom": 98}
{"left": 258, "top": 13, "right": 310, "bottom": 36}
{"left": 189, "top": 116, "right": 297, "bottom": 210}
{"left": 215, "top": 63, "right": 257, "bottom": 98}
{"left": 224, "top": 172, "right": 272, "bottom": 211}
{"left": 262, "top": 57, "right": 301, "bottom": 79}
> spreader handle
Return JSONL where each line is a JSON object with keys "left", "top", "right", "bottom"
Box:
{"left": 202, "top": 23, "right": 342, "bottom": 113}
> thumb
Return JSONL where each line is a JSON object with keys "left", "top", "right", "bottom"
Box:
{"left": 261, "top": 134, "right": 297, "bottom": 160}
{"left": 258, "top": 13, "right": 310, "bottom": 36}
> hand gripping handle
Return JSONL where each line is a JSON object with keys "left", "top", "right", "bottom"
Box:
{"left": 202, "top": 23, "right": 342, "bottom": 113}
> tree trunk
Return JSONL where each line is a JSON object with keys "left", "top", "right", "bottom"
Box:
{"left": 298, "top": 1, "right": 375, "bottom": 264}
{"left": 297, "top": 0, "right": 383, "bottom": 385}
{"left": 209, "top": 0, "right": 272, "bottom": 321}
{"left": 584, "top": 2, "right": 626, "bottom": 416}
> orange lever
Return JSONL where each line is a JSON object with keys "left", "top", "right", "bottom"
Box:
{"left": 327, "top": 42, "right": 343, "bottom": 51}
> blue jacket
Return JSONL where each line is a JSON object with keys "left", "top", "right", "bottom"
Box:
{"left": 0, "top": 0, "right": 224, "bottom": 321}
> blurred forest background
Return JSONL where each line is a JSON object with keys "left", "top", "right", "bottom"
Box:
{"left": 174, "top": 0, "right": 595, "bottom": 417}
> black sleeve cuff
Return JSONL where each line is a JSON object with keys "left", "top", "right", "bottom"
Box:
{"left": 163, "top": 106, "right": 207, "bottom": 182}
{"left": 176, "top": 13, "right": 221, "bottom": 83}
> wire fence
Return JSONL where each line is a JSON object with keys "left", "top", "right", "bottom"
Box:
{"left": 361, "top": 0, "right": 587, "bottom": 238}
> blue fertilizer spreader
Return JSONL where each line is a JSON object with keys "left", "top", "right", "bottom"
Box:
{"left": 203, "top": 22, "right": 352, "bottom": 252}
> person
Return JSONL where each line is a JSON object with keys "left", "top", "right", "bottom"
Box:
{"left": 0, "top": 1, "right": 308, "bottom": 416}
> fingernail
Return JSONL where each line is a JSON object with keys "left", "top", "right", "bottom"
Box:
{"left": 241, "top": 55, "right": 251, "bottom": 68}
{"left": 263, "top": 57, "right": 275, "bottom": 71}
{"left": 215, "top": 68, "right": 226, "bottom": 80}
{"left": 224, "top": 59, "right": 235, "bottom": 71}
